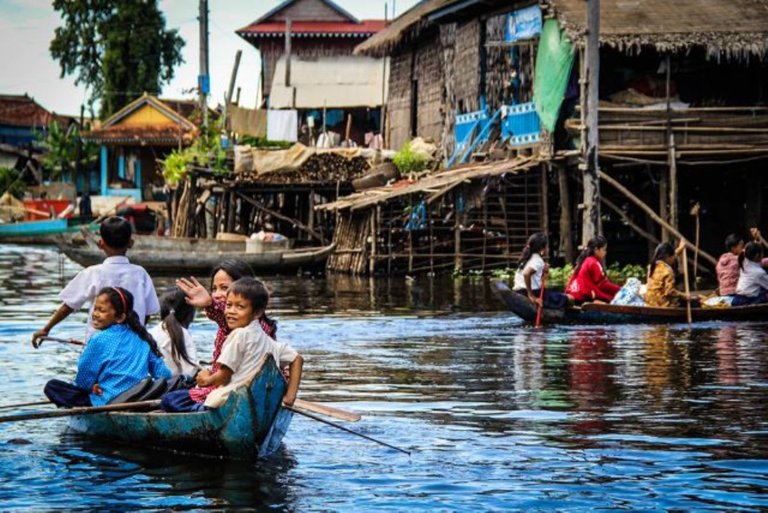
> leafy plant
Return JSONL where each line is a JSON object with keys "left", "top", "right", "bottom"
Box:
{"left": 161, "top": 120, "right": 230, "bottom": 185}
{"left": 393, "top": 141, "right": 428, "bottom": 176}
{"left": 238, "top": 136, "right": 293, "bottom": 150}
{"left": 464, "top": 262, "right": 646, "bottom": 285}
{"left": 39, "top": 120, "right": 99, "bottom": 180}
{"left": 0, "top": 167, "right": 26, "bottom": 198}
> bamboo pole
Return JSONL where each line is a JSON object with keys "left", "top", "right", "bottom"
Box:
{"left": 599, "top": 170, "right": 718, "bottom": 267}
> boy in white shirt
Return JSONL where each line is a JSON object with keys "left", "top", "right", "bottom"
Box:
{"left": 32, "top": 216, "right": 160, "bottom": 346}
{"left": 161, "top": 277, "right": 302, "bottom": 412}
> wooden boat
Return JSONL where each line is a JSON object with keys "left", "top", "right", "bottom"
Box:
{"left": 68, "top": 356, "right": 292, "bottom": 459}
{"left": 495, "top": 281, "right": 768, "bottom": 325}
{"left": 55, "top": 231, "right": 336, "bottom": 274}
{"left": 0, "top": 218, "right": 90, "bottom": 244}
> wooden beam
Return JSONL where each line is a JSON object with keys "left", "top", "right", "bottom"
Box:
{"left": 235, "top": 191, "right": 325, "bottom": 243}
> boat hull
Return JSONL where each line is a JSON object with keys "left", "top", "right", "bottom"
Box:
{"left": 495, "top": 281, "right": 768, "bottom": 325}
{"left": 68, "top": 356, "right": 292, "bottom": 459}
{"left": 0, "top": 219, "right": 86, "bottom": 244}
{"left": 55, "top": 233, "right": 335, "bottom": 274}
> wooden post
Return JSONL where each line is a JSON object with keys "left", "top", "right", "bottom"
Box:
{"left": 284, "top": 19, "right": 292, "bottom": 88}
{"left": 222, "top": 50, "right": 242, "bottom": 132}
{"left": 369, "top": 208, "right": 377, "bottom": 275}
{"left": 557, "top": 163, "right": 574, "bottom": 262}
{"left": 581, "top": 0, "right": 601, "bottom": 245}
{"left": 659, "top": 167, "right": 669, "bottom": 241}
{"left": 665, "top": 55, "right": 678, "bottom": 233}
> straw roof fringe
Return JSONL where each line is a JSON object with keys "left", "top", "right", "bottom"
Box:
{"left": 550, "top": 0, "right": 768, "bottom": 61}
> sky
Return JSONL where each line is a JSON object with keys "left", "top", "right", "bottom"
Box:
{"left": 0, "top": 0, "right": 420, "bottom": 116}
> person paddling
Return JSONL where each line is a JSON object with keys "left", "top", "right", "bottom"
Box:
{"left": 513, "top": 233, "right": 570, "bottom": 309}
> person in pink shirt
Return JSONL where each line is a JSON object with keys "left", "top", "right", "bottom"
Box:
{"left": 565, "top": 236, "right": 621, "bottom": 304}
{"left": 716, "top": 234, "right": 744, "bottom": 297}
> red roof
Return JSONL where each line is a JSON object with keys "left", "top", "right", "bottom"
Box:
{"left": 84, "top": 125, "right": 198, "bottom": 146}
{"left": 0, "top": 95, "right": 57, "bottom": 127}
{"left": 238, "top": 20, "right": 387, "bottom": 38}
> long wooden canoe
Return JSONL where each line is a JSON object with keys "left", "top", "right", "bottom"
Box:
{"left": 495, "top": 281, "right": 768, "bottom": 325}
{"left": 68, "top": 355, "right": 292, "bottom": 459}
{"left": 55, "top": 232, "right": 335, "bottom": 274}
{"left": 0, "top": 218, "right": 90, "bottom": 244}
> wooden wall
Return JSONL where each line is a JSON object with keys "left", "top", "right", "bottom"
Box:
{"left": 414, "top": 35, "right": 445, "bottom": 145}
{"left": 453, "top": 20, "right": 482, "bottom": 113}
{"left": 386, "top": 51, "right": 414, "bottom": 152}
{"left": 267, "top": 0, "right": 349, "bottom": 23}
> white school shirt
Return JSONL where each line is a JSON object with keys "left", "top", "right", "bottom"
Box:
{"left": 736, "top": 260, "right": 768, "bottom": 297}
{"left": 148, "top": 323, "right": 200, "bottom": 377}
{"left": 205, "top": 320, "right": 298, "bottom": 408}
{"left": 59, "top": 255, "right": 160, "bottom": 341}
{"left": 513, "top": 253, "right": 545, "bottom": 291}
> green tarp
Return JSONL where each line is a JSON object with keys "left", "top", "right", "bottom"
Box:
{"left": 533, "top": 20, "right": 575, "bottom": 133}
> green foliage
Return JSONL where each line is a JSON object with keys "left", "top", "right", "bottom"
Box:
{"left": 162, "top": 123, "right": 229, "bottom": 186}
{"left": 39, "top": 120, "right": 98, "bottom": 179}
{"left": 50, "top": 0, "right": 185, "bottom": 118}
{"left": 238, "top": 136, "right": 293, "bottom": 150}
{"left": 479, "top": 262, "right": 646, "bottom": 285}
{"left": 606, "top": 262, "right": 646, "bottom": 283}
{"left": 393, "top": 141, "right": 428, "bottom": 175}
{"left": 0, "top": 167, "right": 26, "bottom": 198}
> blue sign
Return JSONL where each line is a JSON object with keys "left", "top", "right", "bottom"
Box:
{"left": 505, "top": 5, "right": 542, "bottom": 42}
{"left": 198, "top": 74, "right": 210, "bottom": 94}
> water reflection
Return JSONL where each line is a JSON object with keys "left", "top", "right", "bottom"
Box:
{"left": 2, "top": 244, "right": 768, "bottom": 510}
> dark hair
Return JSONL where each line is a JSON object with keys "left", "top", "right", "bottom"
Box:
{"left": 573, "top": 235, "right": 608, "bottom": 276}
{"left": 517, "top": 233, "right": 548, "bottom": 270}
{"left": 725, "top": 234, "right": 743, "bottom": 251}
{"left": 158, "top": 286, "right": 196, "bottom": 367}
{"left": 100, "top": 216, "right": 132, "bottom": 250}
{"left": 739, "top": 242, "right": 764, "bottom": 270}
{"left": 210, "top": 259, "right": 255, "bottom": 289}
{"left": 649, "top": 242, "right": 676, "bottom": 277}
{"left": 97, "top": 286, "right": 161, "bottom": 356}
{"left": 228, "top": 277, "right": 270, "bottom": 313}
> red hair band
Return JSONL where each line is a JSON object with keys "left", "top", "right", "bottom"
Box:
{"left": 112, "top": 287, "right": 128, "bottom": 313}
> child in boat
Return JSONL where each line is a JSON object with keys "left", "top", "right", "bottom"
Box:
{"left": 716, "top": 234, "right": 744, "bottom": 297}
{"left": 733, "top": 242, "right": 768, "bottom": 306}
{"left": 43, "top": 287, "right": 171, "bottom": 408}
{"left": 148, "top": 286, "right": 200, "bottom": 378}
{"left": 645, "top": 241, "right": 696, "bottom": 308}
{"left": 565, "top": 235, "right": 621, "bottom": 304}
{"left": 512, "top": 233, "right": 570, "bottom": 309}
{"left": 32, "top": 216, "right": 160, "bottom": 346}
{"left": 161, "top": 278, "right": 302, "bottom": 412}
{"left": 176, "top": 259, "right": 278, "bottom": 391}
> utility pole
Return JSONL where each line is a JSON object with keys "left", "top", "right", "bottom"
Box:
{"left": 198, "top": 0, "right": 210, "bottom": 130}
{"left": 581, "top": 0, "right": 601, "bottom": 245}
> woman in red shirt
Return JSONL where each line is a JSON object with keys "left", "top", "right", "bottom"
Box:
{"left": 566, "top": 236, "right": 621, "bottom": 304}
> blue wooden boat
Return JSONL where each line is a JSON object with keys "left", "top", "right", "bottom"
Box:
{"left": 495, "top": 281, "right": 768, "bottom": 325}
{"left": 0, "top": 218, "right": 90, "bottom": 244}
{"left": 68, "top": 355, "right": 293, "bottom": 459}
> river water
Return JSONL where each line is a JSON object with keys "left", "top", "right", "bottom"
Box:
{"left": 1, "top": 244, "right": 768, "bottom": 511}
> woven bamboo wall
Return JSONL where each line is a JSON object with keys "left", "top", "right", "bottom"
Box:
{"left": 440, "top": 23, "right": 457, "bottom": 159}
{"left": 387, "top": 51, "right": 414, "bottom": 151}
{"left": 414, "top": 34, "right": 445, "bottom": 145}
{"left": 453, "top": 20, "right": 482, "bottom": 113}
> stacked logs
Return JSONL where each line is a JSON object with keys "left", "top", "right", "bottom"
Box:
{"left": 260, "top": 153, "right": 371, "bottom": 184}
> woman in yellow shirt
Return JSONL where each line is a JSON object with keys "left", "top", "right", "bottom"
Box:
{"left": 645, "top": 240, "right": 694, "bottom": 308}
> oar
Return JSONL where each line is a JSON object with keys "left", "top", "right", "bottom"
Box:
{"left": 294, "top": 398, "right": 361, "bottom": 422}
{"left": 38, "top": 336, "right": 85, "bottom": 347}
{"left": 0, "top": 400, "right": 51, "bottom": 411}
{"left": 0, "top": 400, "right": 161, "bottom": 424}
{"left": 535, "top": 267, "right": 548, "bottom": 328}
{"left": 285, "top": 405, "right": 409, "bottom": 455}
{"left": 682, "top": 249, "right": 693, "bottom": 325}
{"left": 690, "top": 203, "right": 701, "bottom": 290}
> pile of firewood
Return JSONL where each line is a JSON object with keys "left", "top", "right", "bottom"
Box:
{"left": 260, "top": 153, "right": 372, "bottom": 184}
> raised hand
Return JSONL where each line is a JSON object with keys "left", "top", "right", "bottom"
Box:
{"left": 176, "top": 277, "right": 213, "bottom": 308}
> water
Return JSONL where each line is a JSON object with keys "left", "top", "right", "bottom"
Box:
{"left": 1, "top": 244, "right": 768, "bottom": 511}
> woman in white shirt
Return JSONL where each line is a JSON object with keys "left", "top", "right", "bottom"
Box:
{"left": 513, "top": 233, "right": 571, "bottom": 309}
{"left": 149, "top": 287, "right": 200, "bottom": 377}
{"left": 734, "top": 242, "right": 768, "bottom": 306}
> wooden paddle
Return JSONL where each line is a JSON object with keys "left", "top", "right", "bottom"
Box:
{"left": 294, "top": 398, "right": 361, "bottom": 422}
{"left": 0, "top": 400, "right": 161, "bottom": 424}
{"left": 0, "top": 400, "right": 51, "bottom": 411}
{"left": 285, "top": 405, "right": 410, "bottom": 455}
{"left": 535, "top": 266, "right": 548, "bottom": 328}
{"left": 682, "top": 249, "right": 693, "bottom": 325}
{"left": 690, "top": 203, "right": 701, "bottom": 290}
{"left": 37, "top": 336, "right": 85, "bottom": 348}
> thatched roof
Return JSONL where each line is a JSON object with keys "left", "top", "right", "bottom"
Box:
{"left": 551, "top": 0, "right": 768, "bottom": 60}
{"left": 354, "top": 0, "right": 454, "bottom": 57}
{"left": 357, "top": 0, "right": 768, "bottom": 60}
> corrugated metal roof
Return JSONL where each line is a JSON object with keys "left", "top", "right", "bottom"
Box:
{"left": 269, "top": 56, "right": 388, "bottom": 109}
{"left": 238, "top": 20, "right": 387, "bottom": 38}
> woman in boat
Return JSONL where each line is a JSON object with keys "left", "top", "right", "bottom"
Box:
{"left": 716, "top": 233, "right": 744, "bottom": 298}
{"left": 43, "top": 287, "right": 171, "bottom": 408}
{"left": 162, "top": 278, "right": 303, "bottom": 412}
{"left": 733, "top": 242, "right": 768, "bottom": 306}
{"left": 149, "top": 286, "right": 200, "bottom": 378}
{"left": 565, "top": 235, "right": 621, "bottom": 304}
{"left": 176, "top": 259, "right": 278, "bottom": 405}
{"left": 513, "top": 233, "right": 570, "bottom": 309}
{"left": 645, "top": 241, "right": 696, "bottom": 308}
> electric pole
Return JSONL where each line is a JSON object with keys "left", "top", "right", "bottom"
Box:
{"left": 199, "top": 0, "right": 209, "bottom": 130}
